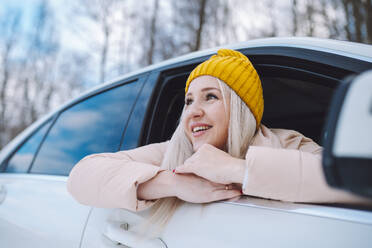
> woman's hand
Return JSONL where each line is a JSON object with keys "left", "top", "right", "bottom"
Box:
{"left": 174, "top": 173, "right": 241, "bottom": 203}
{"left": 138, "top": 170, "right": 241, "bottom": 203}
{"left": 175, "top": 144, "right": 246, "bottom": 185}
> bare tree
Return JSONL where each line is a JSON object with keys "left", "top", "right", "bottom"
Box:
{"left": 0, "top": 9, "right": 21, "bottom": 148}
{"left": 292, "top": 0, "right": 299, "bottom": 35}
{"left": 16, "top": 1, "right": 59, "bottom": 127}
{"left": 320, "top": 0, "right": 340, "bottom": 38}
{"left": 147, "top": 0, "right": 160, "bottom": 65}
{"left": 169, "top": 0, "right": 233, "bottom": 54}
{"left": 366, "top": 0, "right": 372, "bottom": 43}
{"left": 305, "top": 0, "right": 316, "bottom": 36}
{"left": 340, "top": 0, "right": 371, "bottom": 43}
{"left": 351, "top": 0, "right": 363, "bottom": 42}
{"left": 74, "top": 0, "right": 119, "bottom": 83}
{"left": 0, "top": 1, "right": 89, "bottom": 148}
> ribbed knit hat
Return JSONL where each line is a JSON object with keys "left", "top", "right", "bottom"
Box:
{"left": 185, "top": 49, "right": 264, "bottom": 128}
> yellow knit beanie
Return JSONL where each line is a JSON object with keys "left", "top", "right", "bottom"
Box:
{"left": 185, "top": 49, "right": 264, "bottom": 128}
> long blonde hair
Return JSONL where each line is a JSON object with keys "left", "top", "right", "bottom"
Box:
{"left": 144, "top": 78, "right": 257, "bottom": 235}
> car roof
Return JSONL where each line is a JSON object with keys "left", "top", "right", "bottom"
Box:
{"left": 98, "top": 37, "right": 372, "bottom": 91}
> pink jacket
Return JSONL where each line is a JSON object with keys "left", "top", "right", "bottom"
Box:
{"left": 67, "top": 125, "right": 368, "bottom": 212}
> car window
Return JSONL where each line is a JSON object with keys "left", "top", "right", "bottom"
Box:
{"left": 5, "top": 119, "right": 53, "bottom": 173}
{"left": 29, "top": 80, "right": 143, "bottom": 176}
{"left": 120, "top": 78, "right": 156, "bottom": 150}
{"left": 145, "top": 64, "right": 336, "bottom": 145}
{"left": 260, "top": 76, "right": 333, "bottom": 143}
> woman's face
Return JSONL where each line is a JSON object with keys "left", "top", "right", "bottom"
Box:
{"left": 183, "top": 75, "right": 230, "bottom": 151}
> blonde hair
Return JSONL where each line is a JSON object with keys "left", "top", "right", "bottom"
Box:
{"left": 143, "top": 78, "right": 257, "bottom": 236}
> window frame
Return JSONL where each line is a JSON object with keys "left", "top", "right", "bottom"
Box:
{"left": 140, "top": 47, "right": 372, "bottom": 146}
{"left": 0, "top": 116, "right": 56, "bottom": 173}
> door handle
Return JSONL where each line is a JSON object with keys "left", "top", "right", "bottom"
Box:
{"left": 103, "top": 221, "right": 167, "bottom": 248}
{"left": 0, "top": 185, "right": 6, "bottom": 204}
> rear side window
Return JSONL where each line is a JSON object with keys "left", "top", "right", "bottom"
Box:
{"left": 5, "top": 119, "right": 53, "bottom": 173}
{"left": 30, "top": 80, "right": 142, "bottom": 176}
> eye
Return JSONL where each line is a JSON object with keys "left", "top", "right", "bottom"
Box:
{"left": 185, "top": 97, "right": 193, "bottom": 105}
{"left": 206, "top": 93, "right": 218, "bottom": 101}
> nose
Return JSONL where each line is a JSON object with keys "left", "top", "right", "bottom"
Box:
{"left": 187, "top": 102, "right": 204, "bottom": 119}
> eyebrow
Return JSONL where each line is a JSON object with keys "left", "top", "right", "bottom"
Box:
{"left": 186, "top": 87, "right": 221, "bottom": 96}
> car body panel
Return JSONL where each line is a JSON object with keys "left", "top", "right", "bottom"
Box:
{"left": 81, "top": 197, "right": 372, "bottom": 248}
{"left": 0, "top": 174, "right": 90, "bottom": 248}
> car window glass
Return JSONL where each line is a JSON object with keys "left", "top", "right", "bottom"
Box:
{"left": 5, "top": 119, "right": 53, "bottom": 173}
{"left": 30, "top": 81, "right": 142, "bottom": 176}
{"left": 120, "top": 80, "right": 154, "bottom": 150}
{"left": 261, "top": 76, "right": 333, "bottom": 144}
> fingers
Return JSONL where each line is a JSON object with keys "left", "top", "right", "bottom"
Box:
{"left": 222, "top": 183, "right": 241, "bottom": 191}
{"left": 224, "top": 184, "right": 233, "bottom": 190}
{"left": 212, "top": 183, "right": 242, "bottom": 201}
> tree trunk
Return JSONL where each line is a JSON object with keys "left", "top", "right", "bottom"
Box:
{"left": 306, "top": 0, "right": 315, "bottom": 36}
{"left": 365, "top": 0, "right": 372, "bottom": 44}
{"left": 342, "top": 0, "right": 352, "bottom": 41}
{"left": 194, "top": 0, "right": 207, "bottom": 51}
{"left": 147, "top": 0, "right": 159, "bottom": 65}
{"left": 351, "top": 0, "right": 363, "bottom": 42}
{"left": 100, "top": 22, "right": 109, "bottom": 83}
{"left": 0, "top": 52, "right": 10, "bottom": 148}
{"left": 0, "top": 11, "right": 20, "bottom": 148}
{"left": 292, "top": 0, "right": 298, "bottom": 36}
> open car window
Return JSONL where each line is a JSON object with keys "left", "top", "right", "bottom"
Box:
{"left": 144, "top": 57, "right": 340, "bottom": 146}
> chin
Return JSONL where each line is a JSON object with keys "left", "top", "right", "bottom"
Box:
{"left": 192, "top": 143, "right": 201, "bottom": 152}
{"left": 192, "top": 142, "right": 206, "bottom": 152}
{"left": 192, "top": 141, "right": 220, "bottom": 152}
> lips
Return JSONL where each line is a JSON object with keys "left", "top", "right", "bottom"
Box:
{"left": 190, "top": 123, "right": 212, "bottom": 137}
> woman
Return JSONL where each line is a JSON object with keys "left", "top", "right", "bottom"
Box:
{"left": 67, "top": 49, "right": 367, "bottom": 220}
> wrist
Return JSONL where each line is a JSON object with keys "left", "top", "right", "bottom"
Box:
{"left": 230, "top": 158, "right": 246, "bottom": 184}
{"left": 156, "top": 170, "right": 177, "bottom": 198}
{"left": 137, "top": 170, "right": 176, "bottom": 200}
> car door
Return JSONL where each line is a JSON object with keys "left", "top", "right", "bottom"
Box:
{"left": 79, "top": 44, "right": 372, "bottom": 248}
{"left": 0, "top": 76, "right": 146, "bottom": 248}
{"left": 80, "top": 72, "right": 160, "bottom": 248}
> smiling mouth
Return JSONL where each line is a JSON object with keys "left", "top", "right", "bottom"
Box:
{"left": 192, "top": 125, "right": 212, "bottom": 134}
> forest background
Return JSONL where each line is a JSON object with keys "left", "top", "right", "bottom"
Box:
{"left": 0, "top": 0, "right": 371, "bottom": 148}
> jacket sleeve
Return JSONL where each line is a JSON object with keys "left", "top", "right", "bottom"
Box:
{"left": 242, "top": 139, "right": 370, "bottom": 204}
{"left": 67, "top": 142, "right": 168, "bottom": 212}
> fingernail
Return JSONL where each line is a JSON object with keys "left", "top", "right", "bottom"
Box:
{"left": 240, "top": 189, "right": 243, "bottom": 194}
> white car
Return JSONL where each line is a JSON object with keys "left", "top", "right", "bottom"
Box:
{"left": 0, "top": 37, "right": 371, "bottom": 248}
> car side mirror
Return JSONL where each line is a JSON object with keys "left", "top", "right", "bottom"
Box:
{"left": 323, "top": 70, "right": 372, "bottom": 198}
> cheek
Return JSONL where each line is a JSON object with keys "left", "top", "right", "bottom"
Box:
{"left": 182, "top": 116, "right": 192, "bottom": 139}
{"left": 213, "top": 106, "right": 229, "bottom": 128}
{"left": 210, "top": 105, "right": 229, "bottom": 140}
